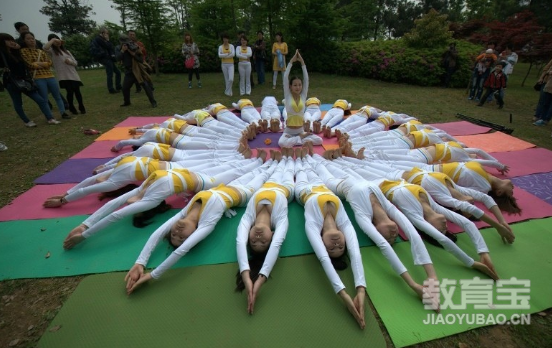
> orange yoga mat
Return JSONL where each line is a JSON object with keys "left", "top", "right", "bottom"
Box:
{"left": 455, "top": 132, "right": 535, "bottom": 153}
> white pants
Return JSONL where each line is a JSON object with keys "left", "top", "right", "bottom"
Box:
{"left": 333, "top": 114, "right": 368, "bottom": 134}
{"left": 321, "top": 108, "right": 344, "bottom": 128}
{"left": 221, "top": 63, "right": 234, "bottom": 96}
{"left": 216, "top": 110, "right": 250, "bottom": 131}
{"left": 278, "top": 127, "right": 323, "bottom": 147}
{"left": 304, "top": 106, "right": 322, "bottom": 130}
{"left": 238, "top": 61, "right": 251, "bottom": 95}
{"left": 240, "top": 106, "right": 262, "bottom": 126}
{"left": 261, "top": 104, "right": 282, "bottom": 128}
{"left": 81, "top": 159, "right": 263, "bottom": 240}
{"left": 347, "top": 121, "right": 386, "bottom": 138}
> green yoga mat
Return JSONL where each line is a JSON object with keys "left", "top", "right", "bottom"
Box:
{"left": 38, "top": 254, "right": 386, "bottom": 348}
{"left": 362, "top": 217, "right": 552, "bottom": 347}
{"left": 0, "top": 201, "right": 389, "bottom": 280}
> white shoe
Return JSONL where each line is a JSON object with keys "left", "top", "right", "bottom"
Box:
{"left": 48, "top": 119, "right": 61, "bottom": 125}
{"left": 25, "top": 121, "right": 37, "bottom": 127}
{"left": 0, "top": 142, "right": 7, "bottom": 151}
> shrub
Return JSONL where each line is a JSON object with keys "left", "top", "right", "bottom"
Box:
{"left": 332, "top": 39, "right": 480, "bottom": 87}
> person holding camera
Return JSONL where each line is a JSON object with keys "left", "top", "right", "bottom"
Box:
{"left": 116, "top": 34, "right": 157, "bottom": 108}
{"left": 90, "top": 27, "right": 122, "bottom": 94}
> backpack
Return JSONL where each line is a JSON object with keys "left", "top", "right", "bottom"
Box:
{"left": 89, "top": 38, "right": 104, "bottom": 61}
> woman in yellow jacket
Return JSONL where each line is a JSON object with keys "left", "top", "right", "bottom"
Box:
{"left": 271, "top": 32, "right": 288, "bottom": 89}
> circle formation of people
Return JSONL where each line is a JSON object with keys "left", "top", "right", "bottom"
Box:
{"left": 38, "top": 49, "right": 520, "bottom": 329}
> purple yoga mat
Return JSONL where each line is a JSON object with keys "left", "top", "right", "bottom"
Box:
{"left": 115, "top": 116, "right": 171, "bottom": 127}
{"left": 512, "top": 172, "right": 552, "bottom": 206}
{"left": 34, "top": 158, "right": 110, "bottom": 184}
{"left": 248, "top": 132, "right": 282, "bottom": 148}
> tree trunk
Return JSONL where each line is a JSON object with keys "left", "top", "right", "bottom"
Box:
{"left": 521, "top": 60, "right": 533, "bottom": 87}
{"left": 268, "top": 0, "right": 273, "bottom": 38}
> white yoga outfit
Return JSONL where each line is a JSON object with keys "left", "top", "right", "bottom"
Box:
{"left": 80, "top": 159, "right": 263, "bottom": 241}
{"left": 294, "top": 158, "right": 366, "bottom": 294}
{"left": 136, "top": 161, "right": 276, "bottom": 279}
{"left": 236, "top": 157, "right": 295, "bottom": 278}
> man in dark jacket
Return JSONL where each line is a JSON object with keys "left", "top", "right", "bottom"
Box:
{"left": 116, "top": 34, "right": 156, "bottom": 108}
{"left": 91, "top": 27, "right": 122, "bottom": 94}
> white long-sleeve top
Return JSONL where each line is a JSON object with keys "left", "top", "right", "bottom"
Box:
{"left": 235, "top": 46, "right": 252, "bottom": 62}
{"left": 236, "top": 188, "right": 289, "bottom": 278}
{"left": 303, "top": 193, "right": 365, "bottom": 293}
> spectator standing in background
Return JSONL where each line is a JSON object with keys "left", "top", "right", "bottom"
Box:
{"left": 271, "top": 32, "right": 288, "bottom": 90}
{"left": 253, "top": 31, "right": 266, "bottom": 85}
{"left": 441, "top": 42, "right": 458, "bottom": 88}
{"left": 90, "top": 27, "right": 122, "bottom": 94}
{"left": 128, "top": 30, "right": 146, "bottom": 93}
{"left": 182, "top": 33, "right": 201, "bottom": 89}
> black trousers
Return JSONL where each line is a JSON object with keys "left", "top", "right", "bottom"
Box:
{"left": 122, "top": 73, "right": 155, "bottom": 105}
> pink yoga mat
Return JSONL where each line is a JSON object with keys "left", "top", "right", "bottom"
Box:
{"left": 115, "top": 116, "right": 172, "bottom": 127}
{"left": 455, "top": 132, "right": 535, "bottom": 153}
{"left": 490, "top": 148, "right": 552, "bottom": 178}
{"left": 0, "top": 184, "right": 189, "bottom": 222}
{"left": 427, "top": 121, "right": 492, "bottom": 136}
{"left": 71, "top": 141, "right": 122, "bottom": 159}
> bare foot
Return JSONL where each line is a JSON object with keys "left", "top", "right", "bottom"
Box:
{"left": 357, "top": 147, "right": 366, "bottom": 160}
{"left": 110, "top": 146, "right": 119, "bottom": 153}
{"left": 313, "top": 121, "right": 321, "bottom": 134}
{"left": 472, "top": 261, "right": 499, "bottom": 280}
{"left": 335, "top": 129, "right": 342, "bottom": 141}
{"left": 303, "top": 120, "right": 311, "bottom": 132}
{"left": 294, "top": 147, "right": 302, "bottom": 159}
{"left": 275, "top": 151, "right": 283, "bottom": 162}
{"left": 261, "top": 119, "right": 268, "bottom": 133}
{"left": 323, "top": 150, "right": 333, "bottom": 160}
{"left": 270, "top": 119, "right": 280, "bottom": 133}
{"left": 43, "top": 196, "right": 66, "bottom": 208}
{"left": 256, "top": 149, "right": 267, "bottom": 162}
{"left": 270, "top": 149, "right": 277, "bottom": 161}
{"left": 305, "top": 141, "right": 314, "bottom": 156}
{"left": 128, "top": 128, "right": 137, "bottom": 135}
{"left": 93, "top": 164, "right": 106, "bottom": 174}
{"left": 301, "top": 146, "right": 308, "bottom": 158}
{"left": 242, "top": 147, "right": 252, "bottom": 159}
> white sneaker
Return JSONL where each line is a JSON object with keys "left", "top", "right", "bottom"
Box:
{"left": 0, "top": 142, "right": 7, "bottom": 151}
{"left": 48, "top": 119, "right": 61, "bottom": 125}
{"left": 25, "top": 121, "right": 37, "bottom": 127}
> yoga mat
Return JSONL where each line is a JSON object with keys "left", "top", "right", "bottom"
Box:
{"left": 115, "top": 116, "right": 171, "bottom": 127}
{"left": 512, "top": 172, "right": 552, "bottom": 206}
{"left": 490, "top": 147, "right": 552, "bottom": 178}
{"left": 39, "top": 255, "right": 386, "bottom": 348}
{"left": 71, "top": 141, "right": 120, "bottom": 159}
{"left": 445, "top": 187, "right": 552, "bottom": 234}
{"left": 363, "top": 218, "right": 552, "bottom": 347}
{"left": 428, "top": 121, "right": 492, "bottom": 136}
{"left": 0, "top": 184, "right": 189, "bottom": 222}
{"left": 320, "top": 103, "right": 333, "bottom": 111}
{"left": 34, "top": 158, "right": 110, "bottom": 184}
{"left": 322, "top": 137, "right": 340, "bottom": 150}
{"left": 455, "top": 132, "right": 535, "bottom": 153}
{"left": 95, "top": 127, "right": 134, "bottom": 141}
{"left": 0, "top": 201, "right": 390, "bottom": 280}
{"left": 248, "top": 132, "right": 282, "bottom": 148}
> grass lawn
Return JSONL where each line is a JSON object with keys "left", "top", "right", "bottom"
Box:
{"left": 0, "top": 64, "right": 551, "bottom": 347}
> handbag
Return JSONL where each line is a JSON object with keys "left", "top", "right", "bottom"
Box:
{"left": 1, "top": 52, "right": 37, "bottom": 93}
{"left": 185, "top": 56, "right": 195, "bottom": 69}
{"left": 9, "top": 75, "right": 37, "bottom": 93}
{"left": 534, "top": 81, "right": 544, "bottom": 92}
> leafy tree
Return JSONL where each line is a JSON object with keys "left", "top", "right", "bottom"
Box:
{"left": 40, "top": 0, "right": 96, "bottom": 36}
{"left": 404, "top": 9, "right": 453, "bottom": 48}
{"left": 529, "top": 0, "right": 552, "bottom": 32}
{"left": 63, "top": 33, "right": 96, "bottom": 67}
{"left": 190, "top": 0, "right": 235, "bottom": 40}
{"left": 336, "top": 0, "right": 378, "bottom": 41}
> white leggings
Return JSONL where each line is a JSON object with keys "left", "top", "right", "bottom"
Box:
{"left": 346, "top": 121, "right": 386, "bottom": 139}
{"left": 216, "top": 110, "right": 250, "bottom": 131}
{"left": 238, "top": 61, "right": 252, "bottom": 95}
{"left": 278, "top": 127, "right": 323, "bottom": 148}
{"left": 320, "top": 108, "right": 344, "bottom": 128}
{"left": 333, "top": 114, "right": 368, "bottom": 134}
{"left": 260, "top": 105, "right": 282, "bottom": 128}
{"left": 239, "top": 106, "right": 262, "bottom": 126}
{"left": 81, "top": 159, "right": 263, "bottom": 240}
{"left": 221, "top": 63, "right": 234, "bottom": 96}
{"left": 304, "top": 106, "right": 322, "bottom": 127}
{"left": 273, "top": 71, "right": 284, "bottom": 87}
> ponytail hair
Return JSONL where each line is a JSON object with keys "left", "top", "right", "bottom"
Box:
{"left": 489, "top": 191, "right": 522, "bottom": 215}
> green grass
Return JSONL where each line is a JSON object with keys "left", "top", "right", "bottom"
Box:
{"left": 0, "top": 64, "right": 551, "bottom": 348}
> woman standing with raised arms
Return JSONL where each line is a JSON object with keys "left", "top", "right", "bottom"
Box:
{"left": 278, "top": 50, "right": 322, "bottom": 148}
